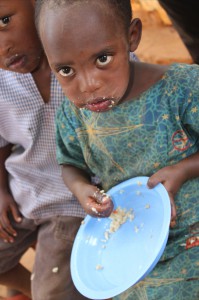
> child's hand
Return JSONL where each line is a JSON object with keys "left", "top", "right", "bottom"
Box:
{"left": 61, "top": 165, "right": 114, "bottom": 217}
{"left": 0, "top": 192, "right": 22, "bottom": 243}
{"left": 80, "top": 186, "right": 114, "bottom": 218}
{"left": 147, "top": 164, "right": 186, "bottom": 228}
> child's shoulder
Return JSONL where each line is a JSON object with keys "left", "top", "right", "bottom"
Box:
{"left": 128, "top": 62, "right": 199, "bottom": 101}
{"left": 135, "top": 62, "right": 198, "bottom": 83}
{"left": 133, "top": 62, "right": 198, "bottom": 98}
{"left": 162, "top": 63, "right": 199, "bottom": 94}
{"left": 164, "top": 63, "right": 199, "bottom": 80}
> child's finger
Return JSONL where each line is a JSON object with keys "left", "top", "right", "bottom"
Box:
{"left": 10, "top": 204, "right": 22, "bottom": 223}
{"left": 0, "top": 214, "right": 17, "bottom": 238}
{"left": 169, "top": 194, "right": 177, "bottom": 227}
{"left": 0, "top": 222, "right": 15, "bottom": 243}
{"left": 92, "top": 188, "right": 111, "bottom": 204}
{"left": 99, "top": 200, "right": 114, "bottom": 217}
{"left": 170, "top": 220, "right": 176, "bottom": 228}
{"left": 147, "top": 175, "right": 161, "bottom": 188}
{"left": 87, "top": 196, "right": 113, "bottom": 218}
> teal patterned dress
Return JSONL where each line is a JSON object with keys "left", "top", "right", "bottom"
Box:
{"left": 56, "top": 63, "right": 199, "bottom": 299}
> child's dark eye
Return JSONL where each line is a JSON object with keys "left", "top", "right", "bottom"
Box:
{"left": 58, "top": 67, "right": 74, "bottom": 77}
{"left": 0, "top": 16, "right": 10, "bottom": 28}
{"left": 97, "top": 55, "right": 112, "bottom": 66}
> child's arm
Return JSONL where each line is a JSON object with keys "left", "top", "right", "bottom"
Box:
{"left": 61, "top": 164, "right": 114, "bottom": 218}
{"left": 147, "top": 151, "right": 199, "bottom": 227}
{"left": 0, "top": 144, "right": 22, "bottom": 243}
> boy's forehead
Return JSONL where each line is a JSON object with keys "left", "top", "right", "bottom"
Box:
{"left": 40, "top": 1, "right": 127, "bottom": 64}
{"left": 44, "top": 0, "right": 109, "bottom": 9}
{"left": 41, "top": 0, "right": 117, "bottom": 21}
{"left": 37, "top": 0, "right": 132, "bottom": 30}
{"left": 41, "top": 1, "right": 122, "bottom": 42}
{"left": 41, "top": 0, "right": 120, "bottom": 31}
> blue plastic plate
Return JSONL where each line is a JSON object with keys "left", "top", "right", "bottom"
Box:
{"left": 71, "top": 177, "right": 171, "bottom": 299}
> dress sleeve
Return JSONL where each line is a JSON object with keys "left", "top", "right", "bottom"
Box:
{"left": 179, "top": 65, "right": 199, "bottom": 134}
{"left": 55, "top": 101, "right": 93, "bottom": 176}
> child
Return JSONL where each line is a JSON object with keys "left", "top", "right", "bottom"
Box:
{"left": 35, "top": 0, "right": 199, "bottom": 299}
{"left": 0, "top": 0, "right": 95, "bottom": 299}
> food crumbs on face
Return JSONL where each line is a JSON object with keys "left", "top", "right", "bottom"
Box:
{"left": 96, "top": 264, "right": 104, "bottom": 270}
{"left": 30, "top": 273, "right": 35, "bottom": 281}
{"left": 119, "top": 189, "right": 125, "bottom": 194}
{"left": 52, "top": 267, "right": 59, "bottom": 273}
{"left": 145, "top": 204, "right": 150, "bottom": 209}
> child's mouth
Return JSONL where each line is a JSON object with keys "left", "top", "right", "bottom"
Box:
{"left": 85, "top": 98, "right": 115, "bottom": 112}
{"left": 6, "top": 54, "right": 26, "bottom": 70}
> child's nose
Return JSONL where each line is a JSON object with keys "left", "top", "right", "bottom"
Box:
{"left": 78, "top": 71, "right": 101, "bottom": 94}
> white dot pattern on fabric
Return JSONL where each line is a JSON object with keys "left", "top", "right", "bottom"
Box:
{"left": 0, "top": 69, "right": 85, "bottom": 219}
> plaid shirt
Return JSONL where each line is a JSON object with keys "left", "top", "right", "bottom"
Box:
{"left": 0, "top": 69, "right": 85, "bottom": 219}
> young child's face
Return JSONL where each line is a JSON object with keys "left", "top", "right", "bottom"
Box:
{"left": 0, "top": 0, "right": 43, "bottom": 73}
{"left": 40, "top": 2, "right": 136, "bottom": 112}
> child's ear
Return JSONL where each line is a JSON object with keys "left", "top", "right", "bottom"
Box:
{"left": 128, "top": 18, "right": 142, "bottom": 52}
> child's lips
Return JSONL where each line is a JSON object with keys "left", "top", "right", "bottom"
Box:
{"left": 85, "top": 98, "right": 114, "bottom": 112}
{"left": 5, "top": 54, "right": 26, "bottom": 70}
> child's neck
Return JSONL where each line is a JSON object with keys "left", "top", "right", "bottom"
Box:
{"left": 126, "top": 62, "right": 169, "bottom": 100}
{"left": 31, "top": 54, "right": 51, "bottom": 103}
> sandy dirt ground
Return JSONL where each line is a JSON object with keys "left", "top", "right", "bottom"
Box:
{"left": 0, "top": 249, "right": 35, "bottom": 297}
{"left": 0, "top": 4, "right": 193, "bottom": 299}
{"left": 133, "top": 4, "right": 192, "bottom": 64}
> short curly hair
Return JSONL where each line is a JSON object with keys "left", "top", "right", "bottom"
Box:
{"left": 35, "top": 0, "right": 133, "bottom": 34}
